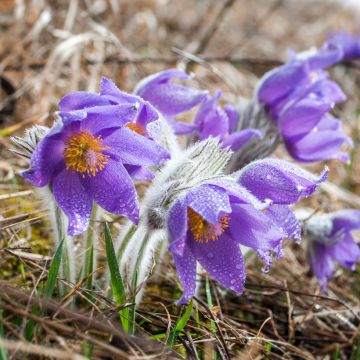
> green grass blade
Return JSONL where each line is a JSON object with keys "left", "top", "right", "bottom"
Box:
{"left": 167, "top": 300, "right": 193, "bottom": 347}
{"left": 104, "top": 223, "right": 129, "bottom": 333}
{"left": 0, "top": 307, "right": 8, "bottom": 360}
{"left": 129, "top": 269, "right": 138, "bottom": 335}
{"left": 44, "top": 239, "right": 64, "bottom": 298}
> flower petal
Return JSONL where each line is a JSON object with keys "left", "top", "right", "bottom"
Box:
{"left": 188, "top": 233, "right": 245, "bottom": 293}
{"left": 330, "top": 210, "right": 360, "bottom": 234}
{"left": 82, "top": 158, "right": 139, "bottom": 223}
{"left": 222, "top": 129, "right": 262, "bottom": 151}
{"left": 186, "top": 184, "right": 232, "bottom": 224}
{"left": 308, "top": 243, "right": 334, "bottom": 290}
{"left": 59, "top": 92, "right": 110, "bottom": 111}
{"left": 238, "top": 159, "right": 328, "bottom": 204}
{"left": 52, "top": 168, "right": 93, "bottom": 235}
{"left": 124, "top": 164, "right": 154, "bottom": 181}
{"left": 224, "top": 104, "right": 239, "bottom": 133}
{"left": 172, "top": 245, "right": 197, "bottom": 304}
{"left": 167, "top": 199, "right": 188, "bottom": 256}
{"left": 328, "top": 233, "right": 360, "bottom": 270}
{"left": 103, "top": 127, "right": 170, "bottom": 166}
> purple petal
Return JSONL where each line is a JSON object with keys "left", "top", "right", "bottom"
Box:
{"left": 238, "top": 159, "right": 327, "bottom": 204}
{"left": 134, "top": 69, "right": 191, "bottom": 97}
{"left": 303, "top": 46, "right": 343, "bottom": 70}
{"left": 226, "top": 204, "right": 285, "bottom": 265}
{"left": 23, "top": 122, "right": 68, "bottom": 187}
{"left": 308, "top": 243, "right": 334, "bottom": 290}
{"left": 140, "top": 83, "right": 206, "bottom": 116}
{"left": 172, "top": 245, "right": 197, "bottom": 304}
{"left": 328, "top": 233, "right": 360, "bottom": 270}
{"left": 59, "top": 92, "right": 110, "bottom": 111}
{"left": 188, "top": 233, "right": 245, "bottom": 293}
{"left": 257, "top": 61, "right": 307, "bottom": 107}
{"left": 123, "top": 165, "right": 154, "bottom": 181}
{"left": 166, "top": 116, "right": 199, "bottom": 135}
{"left": 82, "top": 158, "right": 139, "bottom": 223}
{"left": 279, "top": 99, "right": 330, "bottom": 141}
{"left": 330, "top": 210, "right": 360, "bottom": 234}
{"left": 199, "top": 107, "right": 229, "bottom": 140}
{"left": 325, "top": 32, "right": 360, "bottom": 61}
{"left": 168, "top": 199, "right": 188, "bottom": 256}
{"left": 287, "top": 129, "right": 350, "bottom": 163}
{"left": 185, "top": 185, "right": 232, "bottom": 224}
{"left": 103, "top": 127, "right": 170, "bottom": 166}
{"left": 266, "top": 205, "right": 301, "bottom": 242}
{"left": 80, "top": 104, "right": 144, "bottom": 135}
{"left": 52, "top": 168, "right": 92, "bottom": 236}
{"left": 222, "top": 129, "right": 262, "bottom": 151}
{"left": 224, "top": 104, "right": 239, "bottom": 133}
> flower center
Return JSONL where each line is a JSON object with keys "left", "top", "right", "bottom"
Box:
{"left": 64, "top": 131, "right": 110, "bottom": 177}
{"left": 126, "top": 121, "right": 146, "bottom": 136}
{"left": 187, "top": 208, "right": 230, "bottom": 243}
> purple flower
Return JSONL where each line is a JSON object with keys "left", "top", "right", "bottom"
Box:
{"left": 23, "top": 78, "right": 170, "bottom": 235}
{"left": 134, "top": 69, "right": 207, "bottom": 134}
{"left": 325, "top": 32, "right": 360, "bottom": 61}
{"left": 194, "top": 90, "right": 262, "bottom": 151}
{"left": 256, "top": 48, "right": 350, "bottom": 162}
{"left": 305, "top": 210, "right": 360, "bottom": 289}
{"left": 167, "top": 159, "right": 326, "bottom": 303}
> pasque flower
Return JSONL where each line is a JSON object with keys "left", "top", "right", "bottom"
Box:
{"left": 167, "top": 158, "right": 327, "bottom": 303}
{"left": 23, "top": 78, "right": 169, "bottom": 235}
{"left": 134, "top": 69, "right": 207, "bottom": 134}
{"left": 324, "top": 32, "right": 360, "bottom": 61}
{"left": 304, "top": 210, "right": 360, "bottom": 289}
{"left": 193, "top": 90, "right": 262, "bottom": 151}
{"left": 256, "top": 47, "right": 351, "bottom": 162}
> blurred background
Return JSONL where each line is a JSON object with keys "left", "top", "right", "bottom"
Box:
{"left": 1, "top": 1, "right": 360, "bottom": 359}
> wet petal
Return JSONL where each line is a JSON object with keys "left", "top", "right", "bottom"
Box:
{"left": 103, "top": 127, "right": 170, "bottom": 166}
{"left": 330, "top": 210, "right": 360, "bottom": 234}
{"left": 59, "top": 92, "right": 110, "bottom": 111}
{"left": 186, "top": 185, "right": 231, "bottom": 224}
{"left": 52, "top": 168, "right": 92, "bottom": 236}
{"left": 168, "top": 199, "right": 188, "bottom": 256}
{"left": 189, "top": 233, "right": 245, "bottom": 293}
{"left": 172, "top": 245, "right": 197, "bottom": 304}
{"left": 82, "top": 157, "right": 139, "bottom": 223}
{"left": 224, "top": 104, "right": 239, "bottom": 133}
{"left": 124, "top": 164, "right": 154, "bottom": 181}
{"left": 238, "top": 159, "right": 327, "bottom": 204}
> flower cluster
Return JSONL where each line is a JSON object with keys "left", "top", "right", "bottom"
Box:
{"left": 12, "top": 31, "right": 360, "bottom": 304}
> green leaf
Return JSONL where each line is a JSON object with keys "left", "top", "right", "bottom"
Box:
{"left": 0, "top": 307, "right": 8, "bottom": 360}
{"left": 44, "top": 239, "right": 64, "bottom": 298}
{"left": 104, "top": 223, "right": 129, "bottom": 333}
{"left": 167, "top": 300, "right": 193, "bottom": 347}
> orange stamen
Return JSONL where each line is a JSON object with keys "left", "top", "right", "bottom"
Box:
{"left": 126, "top": 121, "right": 146, "bottom": 136}
{"left": 187, "top": 208, "right": 230, "bottom": 243}
{"left": 64, "top": 131, "right": 110, "bottom": 177}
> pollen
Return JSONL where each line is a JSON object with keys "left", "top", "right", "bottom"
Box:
{"left": 64, "top": 131, "right": 110, "bottom": 177}
{"left": 187, "top": 208, "right": 230, "bottom": 243}
{"left": 126, "top": 121, "right": 146, "bottom": 136}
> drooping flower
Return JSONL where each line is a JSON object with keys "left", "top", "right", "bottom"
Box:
{"left": 303, "top": 210, "right": 360, "bottom": 289}
{"left": 193, "top": 90, "right": 262, "bottom": 151}
{"left": 23, "top": 78, "right": 170, "bottom": 235}
{"left": 134, "top": 69, "right": 207, "bottom": 134}
{"left": 256, "top": 47, "right": 351, "bottom": 162}
{"left": 167, "top": 157, "right": 327, "bottom": 304}
{"left": 324, "top": 32, "right": 360, "bottom": 61}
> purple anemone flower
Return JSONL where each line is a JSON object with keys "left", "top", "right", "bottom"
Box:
{"left": 324, "top": 32, "right": 360, "bottom": 61}
{"left": 305, "top": 210, "right": 360, "bottom": 289}
{"left": 23, "top": 78, "right": 170, "bottom": 235}
{"left": 134, "top": 69, "right": 207, "bottom": 134}
{"left": 256, "top": 47, "right": 350, "bottom": 162}
{"left": 194, "top": 90, "right": 262, "bottom": 151}
{"left": 167, "top": 159, "right": 326, "bottom": 303}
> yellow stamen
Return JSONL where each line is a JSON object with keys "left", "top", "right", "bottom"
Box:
{"left": 126, "top": 121, "right": 146, "bottom": 136}
{"left": 187, "top": 208, "right": 230, "bottom": 243}
{"left": 64, "top": 131, "right": 110, "bottom": 177}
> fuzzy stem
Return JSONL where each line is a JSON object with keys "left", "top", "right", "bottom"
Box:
{"left": 51, "top": 202, "right": 76, "bottom": 296}
{"left": 83, "top": 205, "right": 100, "bottom": 290}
